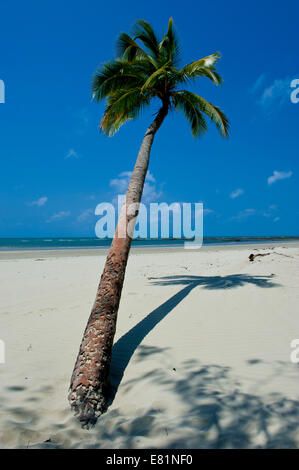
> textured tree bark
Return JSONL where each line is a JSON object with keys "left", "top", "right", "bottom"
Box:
{"left": 68, "top": 104, "right": 168, "bottom": 427}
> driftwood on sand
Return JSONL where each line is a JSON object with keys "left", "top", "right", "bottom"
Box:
{"left": 248, "top": 253, "right": 271, "bottom": 262}
{"left": 249, "top": 251, "right": 294, "bottom": 262}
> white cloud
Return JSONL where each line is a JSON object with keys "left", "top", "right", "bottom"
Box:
{"left": 110, "top": 172, "right": 132, "bottom": 193}
{"left": 230, "top": 208, "right": 256, "bottom": 221}
{"left": 77, "top": 208, "right": 93, "bottom": 222}
{"left": 145, "top": 172, "right": 156, "bottom": 183}
{"left": 263, "top": 205, "right": 278, "bottom": 219}
{"left": 30, "top": 196, "right": 48, "bottom": 207}
{"left": 65, "top": 149, "right": 79, "bottom": 159}
{"left": 230, "top": 188, "right": 244, "bottom": 199}
{"left": 251, "top": 74, "right": 266, "bottom": 94}
{"left": 231, "top": 205, "right": 280, "bottom": 223}
{"left": 142, "top": 182, "right": 162, "bottom": 203}
{"left": 259, "top": 77, "right": 291, "bottom": 108}
{"left": 110, "top": 170, "right": 162, "bottom": 204}
{"left": 268, "top": 170, "right": 292, "bottom": 185}
{"left": 46, "top": 211, "right": 70, "bottom": 223}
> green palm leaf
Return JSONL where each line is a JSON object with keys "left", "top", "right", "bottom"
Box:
{"left": 177, "top": 53, "right": 222, "bottom": 85}
{"left": 116, "top": 32, "right": 155, "bottom": 64}
{"left": 159, "top": 17, "right": 180, "bottom": 66}
{"left": 132, "top": 20, "right": 160, "bottom": 60}
{"left": 173, "top": 91, "right": 229, "bottom": 137}
{"left": 92, "top": 60, "right": 144, "bottom": 101}
{"left": 172, "top": 92, "right": 208, "bottom": 137}
{"left": 92, "top": 17, "right": 229, "bottom": 139}
{"left": 100, "top": 87, "right": 150, "bottom": 136}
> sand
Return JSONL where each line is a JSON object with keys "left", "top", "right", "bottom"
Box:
{"left": 1, "top": 242, "right": 299, "bottom": 449}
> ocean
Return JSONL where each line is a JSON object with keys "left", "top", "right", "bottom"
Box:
{"left": 0, "top": 237, "right": 298, "bottom": 251}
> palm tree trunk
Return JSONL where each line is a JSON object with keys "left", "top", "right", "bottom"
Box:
{"left": 68, "top": 104, "right": 168, "bottom": 426}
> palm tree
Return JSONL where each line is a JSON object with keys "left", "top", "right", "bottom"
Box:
{"left": 69, "top": 17, "right": 229, "bottom": 426}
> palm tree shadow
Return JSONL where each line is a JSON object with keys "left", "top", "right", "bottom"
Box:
{"left": 150, "top": 273, "right": 279, "bottom": 290}
{"left": 108, "top": 273, "right": 279, "bottom": 405}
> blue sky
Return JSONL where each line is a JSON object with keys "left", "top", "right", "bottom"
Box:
{"left": 0, "top": 0, "right": 298, "bottom": 237}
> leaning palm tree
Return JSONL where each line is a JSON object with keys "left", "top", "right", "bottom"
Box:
{"left": 69, "top": 17, "right": 229, "bottom": 426}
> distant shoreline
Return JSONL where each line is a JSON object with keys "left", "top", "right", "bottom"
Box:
{"left": 0, "top": 236, "right": 299, "bottom": 252}
{"left": 1, "top": 239, "right": 299, "bottom": 261}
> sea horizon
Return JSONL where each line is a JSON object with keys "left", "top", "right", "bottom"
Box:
{"left": 1, "top": 236, "right": 299, "bottom": 251}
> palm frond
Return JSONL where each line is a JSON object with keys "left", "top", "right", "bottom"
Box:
{"left": 132, "top": 19, "right": 160, "bottom": 60}
{"left": 116, "top": 32, "right": 151, "bottom": 62}
{"left": 140, "top": 62, "right": 170, "bottom": 94}
{"left": 177, "top": 52, "right": 222, "bottom": 85}
{"left": 159, "top": 17, "right": 181, "bottom": 66}
{"left": 93, "top": 18, "right": 229, "bottom": 140}
{"left": 100, "top": 87, "right": 150, "bottom": 136}
{"left": 172, "top": 91, "right": 208, "bottom": 138}
{"left": 173, "top": 91, "right": 229, "bottom": 137}
{"left": 92, "top": 59, "right": 145, "bottom": 101}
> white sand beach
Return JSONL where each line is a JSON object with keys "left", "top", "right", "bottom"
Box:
{"left": 1, "top": 242, "right": 299, "bottom": 449}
